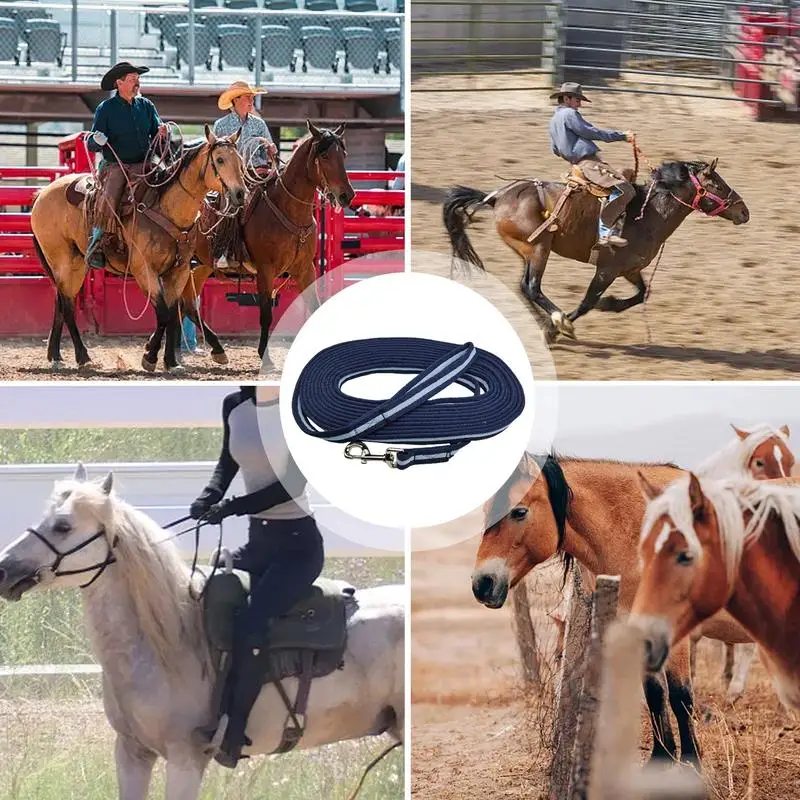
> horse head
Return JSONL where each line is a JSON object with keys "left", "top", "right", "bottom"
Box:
{"left": 306, "top": 120, "right": 355, "bottom": 210}
{"left": 199, "top": 124, "right": 246, "bottom": 210}
{"left": 657, "top": 159, "right": 750, "bottom": 225}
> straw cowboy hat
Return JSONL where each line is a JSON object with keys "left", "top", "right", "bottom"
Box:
{"left": 549, "top": 82, "right": 591, "bottom": 102}
{"left": 101, "top": 62, "right": 149, "bottom": 91}
{"left": 218, "top": 81, "right": 268, "bottom": 111}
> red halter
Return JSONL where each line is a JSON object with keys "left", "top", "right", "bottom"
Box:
{"left": 671, "top": 171, "right": 743, "bottom": 217}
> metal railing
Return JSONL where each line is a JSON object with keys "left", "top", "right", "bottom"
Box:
{"left": 0, "top": 0, "right": 404, "bottom": 92}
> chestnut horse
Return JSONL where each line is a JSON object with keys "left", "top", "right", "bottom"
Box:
{"left": 174, "top": 121, "right": 354, "bottom": 370}
{"left": 469, "top": 440, "right": 794, "bottom": 766}
{"left": 631, "top": 473, "right": 800, "bottom": 711}
{"left": 31, "top": 126, "right": 245, "bottom": 372}
{"left": 443, "top": 158, "right": 749, "bottom": 342}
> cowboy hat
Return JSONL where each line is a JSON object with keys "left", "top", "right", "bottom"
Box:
{"left": 218, "top": 81, "right": 268, "bottom": 111}
{"left": 549, "top": 82, "right": 591, "bottom": 102}
{"left": 101, "top": 62, "right": 149, "bottom": 92}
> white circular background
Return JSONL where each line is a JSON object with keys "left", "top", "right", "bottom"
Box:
{"left": 278, "top": 271, "right": 537, "bottom": 530}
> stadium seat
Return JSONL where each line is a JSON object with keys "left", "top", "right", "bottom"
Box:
{"left": 259, "top": 23, "right": 297, "bottom": 71}
{"left": 0, "top": 17, "right": 18, "bottom": 64}
{"left": 342, "top": 26, "right": 379, "bottom": 73}
{"left": 301, "top": 24, "right": 338, "bottom": 72}
{"left": 217, "top": 23, "right": 251, "bottom": 70}
{"left": 24, "top": 19, "right": 66, "bottom": 66}
{"left": 384, "top": 25, "right": 400, "bottom": 73}
{"left": 175, "top": 21, "right": 213, "bottom": 69}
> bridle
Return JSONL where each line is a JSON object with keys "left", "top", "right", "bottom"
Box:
{"left": 277, "top": 133, "right": 348, "bottom": 209}
{"left": 25, "top": 525, "right": 118, "bottom": 589}
{"left": 199, "top": 139, "right": 242, "bottom": 199}
{"left": 671, "top": 170, "right": 744, "bottom": 217}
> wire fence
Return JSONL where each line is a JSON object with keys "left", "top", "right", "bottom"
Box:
{"left": 411, "top": 0, "right": 800, "bottom": 113}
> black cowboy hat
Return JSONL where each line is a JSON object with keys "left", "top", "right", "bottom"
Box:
{"left": 549, "top": 82, "right": 591, "bottom": 102}
{"left": 101, "top": 62, "right": 149, "bottom": 91}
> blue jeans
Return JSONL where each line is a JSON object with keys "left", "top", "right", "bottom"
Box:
{"left": 599, "top": 187, "right": 624, "bottom": 239}
{"left": 180, "top": 315, "right": 197, "bottom": 352}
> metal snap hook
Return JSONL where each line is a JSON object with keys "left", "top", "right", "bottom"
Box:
{"left": 344, "top": 441, "right": 399, "bottom": 468}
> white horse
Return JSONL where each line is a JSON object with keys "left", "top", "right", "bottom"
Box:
{"left": 691, "top": 422, "right": 794, "bottom": 703}
{"left": 0, "top": 465, "right": 405, "bottom": 799}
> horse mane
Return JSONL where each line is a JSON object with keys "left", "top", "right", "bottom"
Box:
{"left": 60, "top": 479, "right": 211, "bottom": 678}
{"left": 696, "top": 424, "right": 790, "bottom": 480}
{"left": 641, "top": 475, "right": 800, "bottom": 587}
{"left": 157, "top": 138, "right": 209, "bottom": 196}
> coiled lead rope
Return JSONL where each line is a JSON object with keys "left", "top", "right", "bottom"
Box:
{"left": 291, "top": 337, "right": 526, "bottom": 470}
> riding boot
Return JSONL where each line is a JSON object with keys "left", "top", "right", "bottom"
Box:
{"left": 85, "top": 226, "right": 106, "bottom": 269}
{"left": 214, "top": 628, "right": 272, "bottom": 768}
{"left": 597, "top": 198, "right": 628, "bottom": 249}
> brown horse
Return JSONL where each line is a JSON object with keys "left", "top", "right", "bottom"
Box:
{"left": 469, "top": 452, "right": 785, "bottom": 766}
{"left": 443, "top": 158, "right": 750, "bottom": 342}
{"left": 174, "top": 121, "right": 354, "bottom": 369}
{"left": 31, "top": 126, "right": 245, "bottom": 372}
{"left": 631, "top": 473, "right": 800, "bottom": 711}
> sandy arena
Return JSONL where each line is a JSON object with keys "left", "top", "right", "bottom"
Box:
{"left": 411, "top": 77, "right": 800, "bottom": 380}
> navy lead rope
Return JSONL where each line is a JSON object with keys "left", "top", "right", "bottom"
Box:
{"left": 291, "top": 337, "right": 526, "bottom": 469}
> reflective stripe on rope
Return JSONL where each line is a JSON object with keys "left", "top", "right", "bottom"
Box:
{"left": 291, "top": 337, "right": 526, "bottom": 470}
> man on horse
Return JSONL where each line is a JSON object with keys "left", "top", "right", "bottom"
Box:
{"left": 85, "top": 62, "right": 169, "bottom": 269}
{"left": 548, "top": 82, "right": 636, "bottom": 249}
{"left": 206, "top": 82, "right": 277, "bottom": 269}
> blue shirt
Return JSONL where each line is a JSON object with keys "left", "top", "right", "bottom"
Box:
{"left": 548, "top": 105, "right": 626, "bottom": 164}
{"left": 213, "top": 111, "right": 274, "bottom": 168}
{"left": 87, "top": 92, "right": 161, "bottom": 165}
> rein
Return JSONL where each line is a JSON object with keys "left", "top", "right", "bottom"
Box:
{"left": 669, "top": 171, "right": 744, "bottom": 217}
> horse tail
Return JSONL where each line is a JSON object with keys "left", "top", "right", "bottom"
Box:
{"left": 442, "top": 185, "right": 493, "bottom": 272}
{"left": 32, "top": 232, "right": 56, "bottom": 284}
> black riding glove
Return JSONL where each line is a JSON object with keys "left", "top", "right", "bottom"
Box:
{"left": 205, "top": 499, "right": 236, "bottom": 526}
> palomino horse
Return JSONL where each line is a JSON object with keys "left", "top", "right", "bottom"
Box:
{"left": 0, "top": 466, "right": 404, "bottom": 798}
{"left": 691, "top": 423, "right": 794, "bottom": 701}
{"left": 631, "top": 472, "right": 800, "bottom": 711}
{"left": 469, "top": 443, "right": 791, "bottom": 766}
{"left": 175, "top": 121, "right": 355, "bottom": 370}
{"left": 31, "top": 126, "right": 246, "bottom": 372}
{"left": 443, "top": 158, "right": 750, "bottom": 342}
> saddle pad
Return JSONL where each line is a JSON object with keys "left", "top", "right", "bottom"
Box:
{"left": 65, "top": 175, "right": 94, "bottom": 207}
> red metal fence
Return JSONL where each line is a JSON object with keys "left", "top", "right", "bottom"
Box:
{"left": 0, "top": 133, "right": 405, "bottom": 337}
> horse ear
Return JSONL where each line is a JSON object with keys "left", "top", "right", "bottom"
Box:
{"left": 228, "top": 127, "right": 242, "bottom": 145}
{"left": 730, "top": 423, "right": 749, "bottom": 441}
{"left": 333, "top": 123, "right": 346, "bottom": 137}
{"left": 688, "top": 472, "right": 706, "bottom": 520}
{"left": 781, "top": 424, "right": 791, "bottom": 439}
{"left": 74, "top": 462, "right": 88, "bottom": 482}
{"left": 100, "top": 472, "right": 114, "bottom": 496}
{"left": 306, "top": 119, "right": 322, "bottom": 139}
{"left": 702, "top": 157, "right": 718, "bottom": 176}
{"left": 637, "top": 470, "right": 661, "bottom": 502}
{"left": 205, "top": 124, "right": 216, "bottom": 144}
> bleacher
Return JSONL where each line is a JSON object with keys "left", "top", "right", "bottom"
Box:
{"left": 0, "top": 0, "right": 403, "bottom": 90}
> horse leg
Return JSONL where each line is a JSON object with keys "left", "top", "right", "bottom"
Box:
{"left": 62, "top": 293, "right": 92, "bottom": 368}
{"left": 255, "top": 266, "right": 273, "bottom": 367}
{"left": 595, "top": 271, "right": 646, "bottom": 313}
{"left": 726, "top": 643, "right": 756, "bottom": 705}
{"left": 666, "top": 642, "right": 701, "bottom": 767}
{"left": 566, "top": 263, "right": 617, "bottom": 325}
{"left": 142, "top": 296, "right": 168, "bottom": 372}
{"left": 183, "top": 297, "right": 227, "bottom": 365}
{"left": 164, "top": 750, "right": 206, "bottom": 800}
{"left": 295, "top": 255, "right": 321, "bottom": 315}
{"left": 115, "top": 734, "right": 156, "bottom": 800}
{"left": 512, "top": 234, "right": 572, "bottom": 342}
{"left": 47, "top": 292, "right": 65, "bottom": 366}
{"left": 643, "top": 669, "right": 678, "bottom": 762}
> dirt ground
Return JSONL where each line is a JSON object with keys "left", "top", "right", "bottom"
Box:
{"left": 410, "top": 77, "right": 800, "bottom": 380}
{"left": 0, "top": 334, "right": 288, "bottom": 380}
{"left": 411, "top": 532, "right": 800, "bottom": 799}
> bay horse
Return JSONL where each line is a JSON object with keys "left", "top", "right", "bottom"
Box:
{"left": 31, "top": 126, "right": 246, "bottom": 372}
{"left": 469, "top": 436, "right": 794, "bottom": 766}
{"left": 443, "top": 158, "right": 750, "bottom": 342}
{"left": 174, "top": 121, "right": 355, "bottom": 370}
{"left": 0, "top": 465, "right": 404, "bottom": 798}
{"left": 631, "top": 472, "right": 800, "bottom": 712}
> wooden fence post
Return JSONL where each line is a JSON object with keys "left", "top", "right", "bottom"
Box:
{"left": 569, "top": 575, "right": 621, "bottom": 799}
{"left": 510, "top": 578, "right": 541, "bottom": 690}
{"left": 549, "top": 561, "right": 592, "bottom": 800}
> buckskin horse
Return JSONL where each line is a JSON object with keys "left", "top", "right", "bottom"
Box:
{"left": 631, "top": 471, "right": 800, "bottom": 712}
{"left": 170, "top": 121, "right": 355, "bottom": 370}
{"left": 443, "top": 158, "right": 750, "bottom": 343}
{"left": 0, "top": 465, "right": 404, "bottom": 798}
{"left": 30, "top": 126, "right": 246, "bottom": 373}
{"left": 468, "top": 438, "right": 796, "bottom": 766}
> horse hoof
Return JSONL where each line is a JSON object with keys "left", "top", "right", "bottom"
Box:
{"left": 551, "top": 312, "right": 577, "bottom": 340}
{"left": 49, "top": 360, "right": 64, "bottom": 370}
{"left": 211, "top": 351, "right": 228, "bottom": 365}
{"left": 167, "top": 364, "right": 186, "bottom": 375}
{"left": 141, "top": 356, "right": 157, "bottom": 372}
{"left": 77, "top": 360, "right": 94, "bottom": 371}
